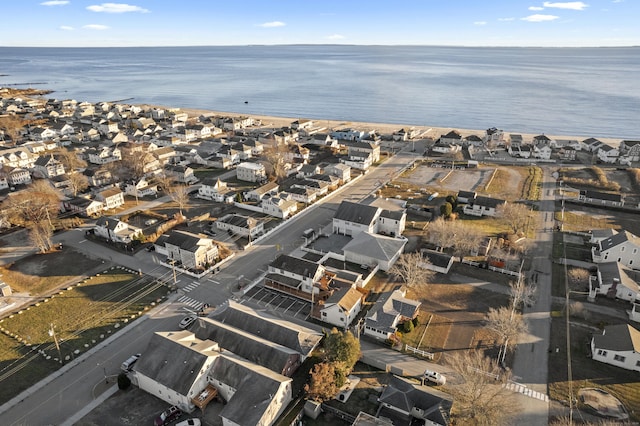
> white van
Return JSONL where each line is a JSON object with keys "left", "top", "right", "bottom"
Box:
{"left": 121, "top": 353, "right": 141, "bottom": 372}
{"left": 423, "top": 369, "right": 446, "bottom": 385}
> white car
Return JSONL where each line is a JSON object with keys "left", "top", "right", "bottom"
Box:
{"left": 176, "top": 419, "right": 201, "bottom": 426}
{"left": 179, "top": 315, "right": 197, "bottom": 329}
{"left": 423, "top": 369, "right": 446, "bottom": 385}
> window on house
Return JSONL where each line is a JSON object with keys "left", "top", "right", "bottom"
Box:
{"left": 322, "top": 312, "right": 327, "bottom": 317}
{"left": 636, "top": 360, "right": 640, "bottom": 367}
{"left": 614, "top": 354, "right": 626, "bottom": 362}
{"left": 597, "top": 349, "right": 607, "bottom": 356}
{"left": 621, "top": 246, "right": 625, "bottom": 252}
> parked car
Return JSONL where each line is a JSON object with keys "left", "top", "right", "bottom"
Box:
{"left": 145, "top": 218, "right": 158, "bottom": 226}
{"left": 154, "top": 405, "right": 183, "bottom": 426}
{"left": 423, "top": 369, "right": 446, "bottom": 386}
{"left": 120, "top": 353, "right": 141, "bottom": 372}
{"left": 179, "top": 315, "right": 197, "bottom": 329}
{"left": 176, "top": 419, "right": 201, "bottom": 426}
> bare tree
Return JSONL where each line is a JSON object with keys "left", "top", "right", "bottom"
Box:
{"left": 446, "top": 350, "right": 519, "bottom": 426}
{"left": 567, "top": 267, "right": 591, "bottom": 291}
{"left": 121, "top": 150, "right": 156, "bottom": 180}
{"left": 509, "top": 279, "right": 537, "bottom": 309}
{"left": 485, "top": 305, "right": 528, "bottom": 365}
{"left": 159, "top": 178, "right": 190, "bottom": 218}
{"left": 497, "top": 203, "right": 535, "bottom": 236}
{"left": 427, "top": 217, "right": 457, "bottom": 252}
{"left": 451, "top": 222, "right": 485, "bottom": 261}
{"left": 53, "top": 148, "right": 87, "bottom": 172}
{"left": 389, "top": 252, "right": 435, "bottom": 289}
{"left": 2, "top": 181, "right": 61, "bottom": 252}
{"left": 67, "top": 172, "right": 89, "bottom": 196}
{"left": 262, "top": 142, "right": 290, "bottom": 183}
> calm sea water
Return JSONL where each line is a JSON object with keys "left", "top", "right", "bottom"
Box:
{"left": 0, "top": 45, "right": 638, "bottom": 139}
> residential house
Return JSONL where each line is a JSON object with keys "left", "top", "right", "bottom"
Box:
{"left": 155, "top": 230, "right": 218, "bottom": 271}
{"left": 245, "top": 181, "right": 279, "bottom": 202}
{"left": 533, "top": 134, "right": 553, "bottom": 146}
{"left": 533, "top": 145, "right": 552, "bottom": 160}
{"left": 292, "top": 178, "right": 329, "bottom": 196}
{"left": 579, "top": 190, "right": 625, "bottom": 208}
{"left": 589, "top": 262, "right": 640, "bottom": 303}
{"left": 597, "top": 144, "right": 620, "bottom": 164}
{"left": 0, "top": 176, "right": 8, "bottom": 191}
{"left": 439, "top": 130, "right": 463, "bottom": 145}
{"left": 464, "top": 134, "right": 484, "bottom": 147}
{"left": 363, "top": 288, "right": 421, "bottom": 340}
{"left": 582, "top": 137, "right": 604, "bottom": 152}
{"left": 619, "top": 140, "right": 640, "bottom": 162}
{"left": 462, "top": 194, "right": 506, "bottom": 217}
{"left": 308, "top": 133, "right": 338, "bottom": 148}
{"left": 420, "top": 249, "right": 455, "bottom": 274}
{"left": 163, "top": 164, "right": 198, "bottom": 184}
{"left": 331, "top": 128, "right": 365, "bottom": 141}
{"left": 378, "top": 375, "right": 453, "bottom": 426}
{"left": 559, "top": 146, "right": 577, "bottom": 161}
{"left": 84, "top": 168, "right": 112, "bottom": 187}
{"left": 283, "top": 186, "right": 317, "bottom": 204}
{"left": 333, "top": 200, "right": 406, "bottom": 238}
{"left": 296, "top": 164, "right": 321, "bottom": 178}
{"left": 316, "top": 286, "right": 364, "bottom": 329}
{"left": 215, "top": 214, "right": 264, "bottom": 239}
{"left": 87, "top": 146, "right": 121, "bottom": 165}
{"left": 1, "top": 166, "right": 31, "bottom": 185}
{"left": 456, "top": 190, "right": 476, "bottom": 204}
{"left": 484, "top": 127, "right": 504, "bottom": 145}
{"left": 340, "top": 152, "right": 373, "bottom": 171}
{"left": 591, "top": 324, "right": 640, "bottom": 372}
{"left": 432, "top": 143, "right": 461, "bottom": 154}
{"left": 124, "top": 177, "right": 158, "bottom": 198}
{"left": 262, "top": 195, "right": 298, "bottom": 219}
{"left": 97, "top": 120, "right": 120, "bottom": 136}
{"left": 95, "top": 187, "right": 125, "bottom": 210}
{"left": 33, "top": 155, "right": 65, "bottom": 178}
{"left": 509, "top": 134, "right": 524, "bottom": 149}
{"left": 61, "top": 196, "right": 104, "bottom": 217}
{"left": 342, "top": 232, "right": 407, "bottom": 271}
{"left": 216, "top": 145, "right": 241, "bottom": 165}
{"left": 236, "top": 162, "right": 267, "bottom": 183}
{"left": 198, "top": 178, "right": 235, "bottom": 203}
{"left": 344, "top": 140, "right": 381, "bottom": 163}
{"left": 591, "top": 230, "right": 639, "bottom": 267}
{"left": 553, "top": 139, "right": 582, "bottom": 151}
{"left": 324, "top": 163, "right": 351, "bottom": 183}
{"left": 290, "top": 119, "right": 314, "bottom": 130}
{"left": 0, "top": 148, "right": 36, "bottom": 168}
{"left": 265, "top": 254, "right": 332, "bottom": 302}
{"left": 94, "top": 216, "right": 142, "bottom": 243}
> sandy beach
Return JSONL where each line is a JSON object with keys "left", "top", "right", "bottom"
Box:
{"left": 140, "top": 104, "right": 622, "bottom": 147}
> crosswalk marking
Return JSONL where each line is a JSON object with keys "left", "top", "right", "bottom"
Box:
{"left": 504, "top": 382, "right": 549, "bottom": 402}
{"left": 183, "top": 281, "right": 200, "bottom": 292}
{"left": 178, "top": 295, "right": 204, "bottom": 311}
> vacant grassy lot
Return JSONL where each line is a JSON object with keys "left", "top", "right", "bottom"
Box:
{"left": 555, "top": 210, "right": 621, "bottom": 233}
{"left": 400, "top": 311, "right": 451, "bottom": 363}
{"left": 0, "top": 248, "right": 105, "bottom": 296}
{"left": 0, "top": 268, "right": 167, "bottom": 405}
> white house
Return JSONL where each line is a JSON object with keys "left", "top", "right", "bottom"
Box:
{"left": 619, "top": 140, "right": 640, "bottom": 162}
{"left": 333, "top": 200, "right": 406, "bottom": 238}
{"left": 462, "top": 195, "right": 506, "bottom": 217}
{"left": 316, "top": 287, "right": 364, "bottom": 329}
{"left": 579, "top": 190, "right": 625, "bottom": 208}
{"left": 261, "top": 195, "right": 298, "bottom": 219}
{"left": 95, "top": 187, "right": 125, "bottom": 210}
{"left": 236, "top": 162, "right": 266, "bottom": 183}
{"left": 94, "top": 217, "right": 142, "bottom": 243}
{"left": 591, "top": 324, "right": 640, "bottom": 372}
{"left": 597, "top": 144, "right": 620, "bottom": 164}
{"left": 363, "top": 288, "right": 421, "bottom": 340}
{"left": 87, "top": 146, "right": 121, "bottom": 165}
{"left": 589, "top": 262, "right": 640, "bottom": 303}
{"left": 124, "top": 177, "right": 158, "bottom": 198}
{"left": 265, "top": 254, "right": 330, "bottom": 302}
{"left": 215, "top": 214, "right": 264, "bottom": 239}
{"left": 591, "top": 230, "right": 640, "bottom": 267}
{"left": 324, "top": 163, "right": 351, "bottom": 183}
{"left": 245, "top": 181, "right": 279, "bottom": 202}
{"left": 155, "top": 230, "right": 219, "bottom": 271}
{"left": 198, "top": 178, "right": 235, "bottom": 203}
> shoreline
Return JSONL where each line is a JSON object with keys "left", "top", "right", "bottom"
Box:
{"left": 138, "top": 103, "right": 623, "bottom": 148}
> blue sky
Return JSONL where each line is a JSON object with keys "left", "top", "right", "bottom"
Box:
{"left": 2, "top": 1, "right": 638, "bottom": 47}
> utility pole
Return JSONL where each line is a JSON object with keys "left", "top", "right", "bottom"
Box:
{"left": 49, "top": 323, "right": 62, "bottom": 363}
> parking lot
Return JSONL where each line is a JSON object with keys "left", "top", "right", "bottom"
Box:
{"left": 242, "top": 286, "right": 311, "bottom": 320}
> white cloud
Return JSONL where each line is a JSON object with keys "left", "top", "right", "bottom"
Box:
{"left": 612, "top": 0, "right": 623, "bottom": 3}
{"left": 529, "top": 6, "right": 545, "bottom": 10}
{"left": 498, "top": 17, "right": 516, "bottom": 21}
{"left": 83, "top": 24, "right": 110, "bottom": 30}
{"left": 87, "top": 3, "right": 149, "bottom": 13}
{"left": 59, "top": 25, "right": 74, "bottom": 30}
{"left": 474, "top": 21, "right": 488, "bottom": 26}
{"left": 41, "top": 1, "right": 69, "bottom": 5}
{"left": 542, "top": 1, "right": 588, "bottom": 10}
{"left": 326, "top": 34, "right": 345, "bottom": 40}
{"left": 258, "top": 21, "right": 286, "bottom": 28}
{"left": 521, "top": 14, "right": 560, "bottom": 21}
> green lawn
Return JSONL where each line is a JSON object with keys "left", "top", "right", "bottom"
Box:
{"left": 0, "top": 268, "right": 168, "bottom": 405}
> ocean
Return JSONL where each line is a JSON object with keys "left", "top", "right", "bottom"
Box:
{"left": 1, "top": 45, "right": 638, "bottom": 139}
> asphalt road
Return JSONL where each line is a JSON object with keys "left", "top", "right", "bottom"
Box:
{"left": 511, "top": 167, "right": 556, "bottom": 425}
{"left": 1, "top": 151, "right": 419, "bottom": 426}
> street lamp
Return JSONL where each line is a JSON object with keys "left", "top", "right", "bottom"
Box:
{"left": 48, "top": 323, "right": 62, "bottom": 363}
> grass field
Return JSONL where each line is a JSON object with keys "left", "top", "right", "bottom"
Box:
{"left": 555, "top": 210, "right": 620, "bottom": 232}
{"left": 0, "top": 248, "right": 105, "bottom": 295}
{"left": 400, "top": 311, "right": 451, "bottom": 363}
{"left": 0, "top": 268, "right": 167, "bottom": 405}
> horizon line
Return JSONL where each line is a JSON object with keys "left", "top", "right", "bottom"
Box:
{"left": 1, "top": 43, "right": 638, "bottom": 49}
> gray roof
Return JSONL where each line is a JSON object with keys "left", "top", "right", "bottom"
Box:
{"left": 599, "top": 230, "right": 638, "bottom": 251}
{"left": 206, "top": 300, "right": 322, "bottom": 358}
{"left": 95, "top": 216, "right": 122, "bottom": 230}
{"left": 581, "top": 190, "right": 622, "bottom": 203}
{"left": 270, "top": 254, "right": 321, "bottom": 279}
{"left": 365, "top": 289, "right": 421, "bottom": 333}
{"left": 210, "top": 353, "right": 291, "bottom": 426}
{"left": 593, "top": 324, "right": 640, "bottom": 352}
{"left": 192, "top": 317, "right": 300, "bottom": 376}
{"left": 470, "top": 195, "right": 506, "bottom": 209}
{"left": 421, "top": 249, "right": 454, "bottom": 269}
{"left": 133, "top": 331, "right": 218, "bottom": 396}
{"left": 343, "top": 232, "right": 406, "bottom": 262}
{"left": 164, "top": 230, "right": 209, "bottom": 252}
{"left": 334, "top": 201, "right": 379, "bottom": 226}
{"left": 378, "top": 375, "right": 452, "bottom": 426}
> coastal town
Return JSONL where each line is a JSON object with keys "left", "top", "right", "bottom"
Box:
{"left": 1, "top": 87, "right": 640, "bottom": 426}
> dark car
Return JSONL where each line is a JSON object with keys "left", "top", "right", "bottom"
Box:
{"left": 154, "top": 405, "right": 182, "bottom": 426}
